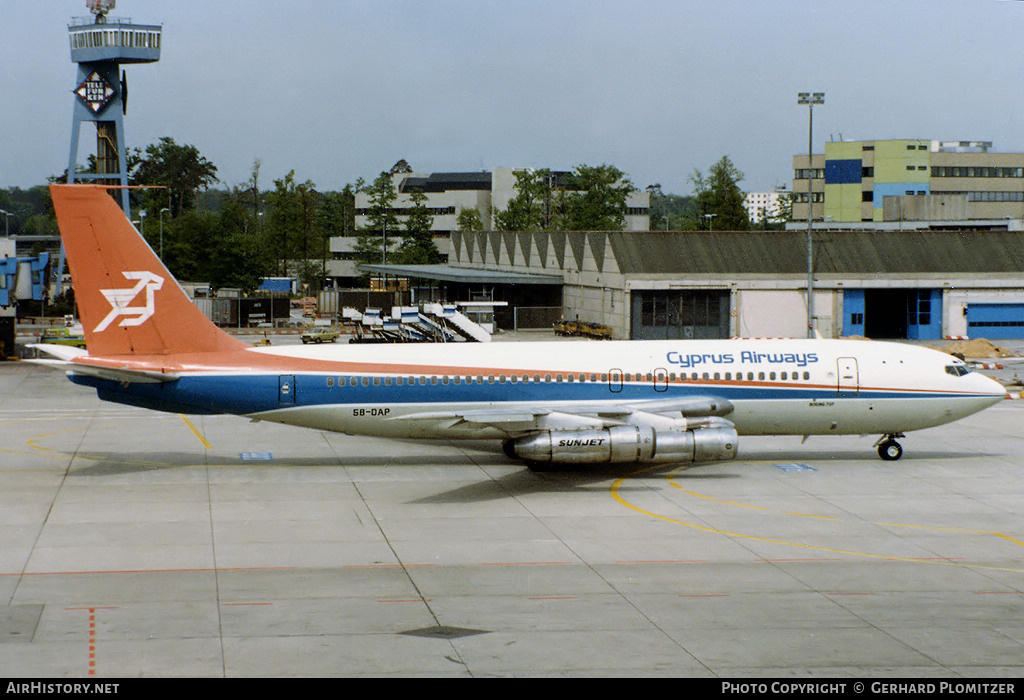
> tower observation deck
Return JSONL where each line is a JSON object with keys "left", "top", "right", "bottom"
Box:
{"left": 67, "top": 0, "right": 161, "bottom": 212}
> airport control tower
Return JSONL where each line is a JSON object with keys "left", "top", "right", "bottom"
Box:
{"left": 67, "top": 0, "right": 161, "bottom": 212}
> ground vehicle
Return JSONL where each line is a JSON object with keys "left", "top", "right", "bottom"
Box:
{"left": 39, "top": 326, "right": 86, "bottom": 348}
{"left": 300, "top": 326, "right": 340, "bottom": 344}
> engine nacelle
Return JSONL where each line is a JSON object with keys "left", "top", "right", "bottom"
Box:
{"left": 508, "top": 425, "right": 738, "bottom": 465}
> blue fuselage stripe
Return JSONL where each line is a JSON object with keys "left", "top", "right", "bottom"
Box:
{"left": 69, "top": 372, "right": 989, "bottom": 416}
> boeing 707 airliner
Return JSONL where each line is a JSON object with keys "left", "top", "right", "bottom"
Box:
{"left": 32, "top": 185, "right": 1007, "bottom": 469}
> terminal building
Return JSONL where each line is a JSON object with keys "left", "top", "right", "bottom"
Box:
{"left": 328, "top": 167, "right": 650, "bottom": 286}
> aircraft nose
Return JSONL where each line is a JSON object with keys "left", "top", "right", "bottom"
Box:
{"left": 977, "top": 372, "right": 1010, "bottom": 401}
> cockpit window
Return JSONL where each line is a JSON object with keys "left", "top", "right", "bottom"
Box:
{"left": 945, "top": 364, "right": 971, "bottom": 377}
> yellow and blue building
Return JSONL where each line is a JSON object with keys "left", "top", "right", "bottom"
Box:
{"left": 794, "top": 139, "right": 1024, "bottom": 225}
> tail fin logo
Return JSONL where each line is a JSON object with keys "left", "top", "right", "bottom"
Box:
{"left": 94, "top": 271, "right": 165, "bottom": 332}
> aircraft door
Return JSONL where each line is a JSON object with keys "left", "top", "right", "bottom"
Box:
{"left": 608, "top": 368, "right": 623, "bottom": 393}
{"left": 279, "top": 375, "right": 296, "bottom": 405}
{"left": 836, "top": 358, "right": 858, "bottom": 397}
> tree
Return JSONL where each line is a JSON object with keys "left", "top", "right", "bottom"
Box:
{"left": 561, "top": 164, "right": 635, "bottom": 230}
{"left": 393, "top": 187, "right": 440, "bottom": 264}
{"left": 353, "top": 171, "right": 399, "bottom": 270}
{"left": 494, "top": 164, "right": 636, "bottom": 231}
{"left": 265, "top": 170, "right": 318, "bottom": 280}
{"left": 457, "top": 207, "right": 484, "bottom": 232}
{"left": 132, "top": 137, "right": 218, "bottom": 217}
{"left": 646, "top": 184, "right": 697, "bottom": 230}
{"left": 686, "top": 156, "right": 749, "bottom": 230}
{"left": 493, "top": 168, "right": 554, "bottom": 231}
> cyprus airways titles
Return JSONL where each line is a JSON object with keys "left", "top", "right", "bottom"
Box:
{"left": 667, "top": 350, "right": 819, "bottom": 369}
{"left": 30, "top": 185, "right": 1007, "bottom": 470}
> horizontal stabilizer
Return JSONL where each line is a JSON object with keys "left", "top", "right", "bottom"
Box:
{"left": 28, "top": 344, "right": 179, "bottom": 384}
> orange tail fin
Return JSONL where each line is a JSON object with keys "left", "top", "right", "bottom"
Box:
{"left": 51, "top": 185, "right": 248, "bottom": 357}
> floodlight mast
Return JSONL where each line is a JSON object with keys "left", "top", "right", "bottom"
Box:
{"left": 797, "top": 91, "right": 824, "bottom": 338}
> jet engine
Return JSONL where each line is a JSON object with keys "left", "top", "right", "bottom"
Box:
{"left": 506, "top": 424, "right": 738, "bottom": 466}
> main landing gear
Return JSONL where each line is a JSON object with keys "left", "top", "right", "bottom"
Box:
{"left": 875, "top": 433, "right": 905, "bottom": 461}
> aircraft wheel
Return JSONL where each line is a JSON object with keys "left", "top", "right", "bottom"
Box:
{"left": 877, "top": 439, "right": 903, "bottom": 461}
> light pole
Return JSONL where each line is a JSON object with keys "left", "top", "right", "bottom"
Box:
{"left": 704, "top": 213, "right": 717, "bottom": 231}
{"left": 798, "top": 91, "right": 824, "bottom": 338}
{"left": 159, "top": 208, "right": 169, "bottom": 260}
{"left": 0, "top": 208, "right": 10, "bottom": 237}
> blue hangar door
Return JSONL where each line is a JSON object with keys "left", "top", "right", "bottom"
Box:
{"left": 843, "top": 289, "right": 942, "bottom": 340}
{"left": 966, "top": 303, "right": 1024, "bottom": 339}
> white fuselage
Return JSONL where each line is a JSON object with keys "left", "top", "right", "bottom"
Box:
{"left": 234, "top": 338, "right": 1005, "bottom": 439}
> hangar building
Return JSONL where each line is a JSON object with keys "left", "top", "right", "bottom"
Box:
{"left": 368, "top": 227, "right": 1024, "bottom": 341}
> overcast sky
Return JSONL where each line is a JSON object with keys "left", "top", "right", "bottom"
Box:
{"left": 3, "top": 0, "right": 1023, "bottom": 195}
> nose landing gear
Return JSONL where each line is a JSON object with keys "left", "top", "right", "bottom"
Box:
{"left": 875, "top": 433, "right": 905, "bottom": 461}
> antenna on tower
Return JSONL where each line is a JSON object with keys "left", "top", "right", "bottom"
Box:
{"left": 86, "top": 0, "right": 116, "bottom": 23}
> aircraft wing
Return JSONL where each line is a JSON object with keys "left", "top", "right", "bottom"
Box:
{"left": 27, "top": 344, "right": 180, "bottom": 384}
{"left": 392, "top": 395, "right": 734, "bottom": 435}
